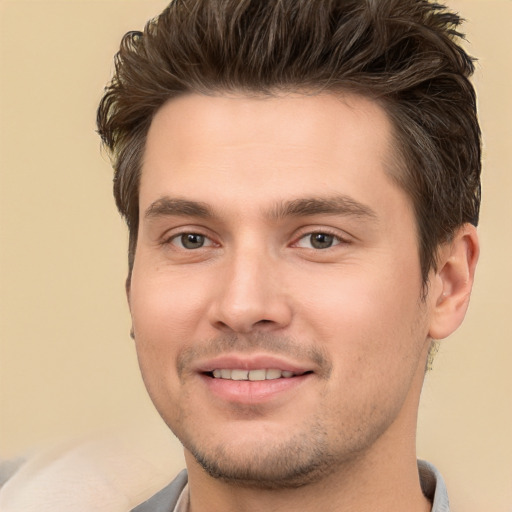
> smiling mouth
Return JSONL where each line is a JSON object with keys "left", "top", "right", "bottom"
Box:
{"left": 206, "top": 369, "right": 312, "bottom": 381}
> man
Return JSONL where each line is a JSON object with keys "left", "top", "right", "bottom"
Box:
{"left": 96, "top": 0, "right": 480, "bottom": 510}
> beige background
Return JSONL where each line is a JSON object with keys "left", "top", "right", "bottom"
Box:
{"left": 0, "top": 0, "right": 510, "bottom": 510}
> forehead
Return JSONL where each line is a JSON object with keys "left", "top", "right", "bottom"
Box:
{"left": 140, "top": 92, "right": 402, "bottom": 217}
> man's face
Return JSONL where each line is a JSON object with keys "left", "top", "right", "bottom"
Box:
{"left": 129, "top": 93, "right": 435, "bottom": 487}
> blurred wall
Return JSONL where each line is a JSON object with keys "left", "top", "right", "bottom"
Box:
{"left": 0, "top": 1, "right": 510, "bottom": 510}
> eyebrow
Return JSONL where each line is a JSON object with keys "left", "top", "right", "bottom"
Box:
{"left": 267, "top": 196, "right": 377, "bottom": 221}
{"left": 145, "top": 197, "right": 213, "bottom": 219}
{"left": 144, "top": 195, "right": 377, "bottom": 222}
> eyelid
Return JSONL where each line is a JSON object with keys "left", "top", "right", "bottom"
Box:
{"left": 161, "top": 226, "right": 219, "bottom": 248}
{"left": 171, "top": 233, "right": 215, "bottom": 249}
{"left": 290, "top": 227, "right": 352, "bottom": 248}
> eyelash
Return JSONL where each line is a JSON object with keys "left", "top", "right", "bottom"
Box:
{"left": 292, "top": 230, "right": 349, "bottom": 250}
{"left": 164, "top": 231, "right": 216, "bottom": 250}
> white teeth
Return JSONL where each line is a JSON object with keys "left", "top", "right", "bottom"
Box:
{"left": 211, "top": 368, "right": 298, "bottom": 381}
{"left": 248, "top": 369, "right": 266, "bottom": 381}
{"left": 265, "top": 369, "right": 282, "bottom": 380}
{"left": 231, "top": 369, "right": 249, "bottom": 381}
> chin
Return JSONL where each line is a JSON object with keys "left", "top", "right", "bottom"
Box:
{"left": 178, "top": 418, "right": 357, "bottom": 490}
{"left": 190, "top": 443, "right": 338, "bottom": 489}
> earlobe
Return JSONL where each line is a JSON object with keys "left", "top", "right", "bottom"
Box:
{"left": 428, "top": 224, "right": 479, "bottom": 340}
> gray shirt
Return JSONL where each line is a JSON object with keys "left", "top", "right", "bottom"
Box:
{"left": 131, "top": 460, "right": 450, "bottom": 512}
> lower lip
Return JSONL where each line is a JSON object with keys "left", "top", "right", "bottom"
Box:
{"left": 200, "top": 373, "right": 312, "bottom": 405}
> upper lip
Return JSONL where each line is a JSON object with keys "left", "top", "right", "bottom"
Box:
{"left": 195, "top": 354, "right": 313, "bottom": 374}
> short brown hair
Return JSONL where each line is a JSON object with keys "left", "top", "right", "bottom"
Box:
{"left": 97, "top": 0, "right": 481, "bottom": 285}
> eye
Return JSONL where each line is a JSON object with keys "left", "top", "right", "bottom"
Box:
{"left": 171, "top": 233, "right": 212, "bottom": 250}
{"left": 296, "top": 232, "right": 341, "bottom": 249}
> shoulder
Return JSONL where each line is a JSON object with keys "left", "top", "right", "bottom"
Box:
{"left": 0, "top": 435, "right": 184, "bottom": 512}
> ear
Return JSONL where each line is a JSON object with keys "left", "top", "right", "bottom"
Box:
{"left": 428, "top": 224, "right": 479, "bottom": 340}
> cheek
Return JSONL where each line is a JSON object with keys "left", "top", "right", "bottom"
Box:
{"left": 130, "top": 267, "right": 209, "bottom": 341}
{"left": 298, "top": 269, "right": 427, "bottom": 432}
{"left": 128, "top": 268, "right": 211, "bottom": 396}
{"left": 297, "top": 260, "right": 426, "bottom": 376}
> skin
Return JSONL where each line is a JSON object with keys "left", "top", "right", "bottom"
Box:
{"left": 129, "top": 93, "right": 478, "bottom": 512}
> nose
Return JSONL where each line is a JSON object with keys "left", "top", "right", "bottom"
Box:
{"left": 207, "top": 247, "right": 293, "bottom": 334}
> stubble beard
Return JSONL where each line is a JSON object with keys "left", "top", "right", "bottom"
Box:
{"left": 169, "top": 333, "right": 343, "bottom": 489}
{"left": 154, "top": 332, "right": 408, "bottom": 490}
{"left": 169, "top": 390, "right": 404, "bottom": 491}
{"left": 179, "top": 417, "right": 344, "bottom": 489}
{"left": 170, "top": 398, "right": 383, "bottom": 491}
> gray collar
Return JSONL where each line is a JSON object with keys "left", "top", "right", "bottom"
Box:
{"left": 418, "top": 460, "right": 450, "bottom": 511}
{"left": 132, "top": 461, "right": 450, "bottom": 512}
